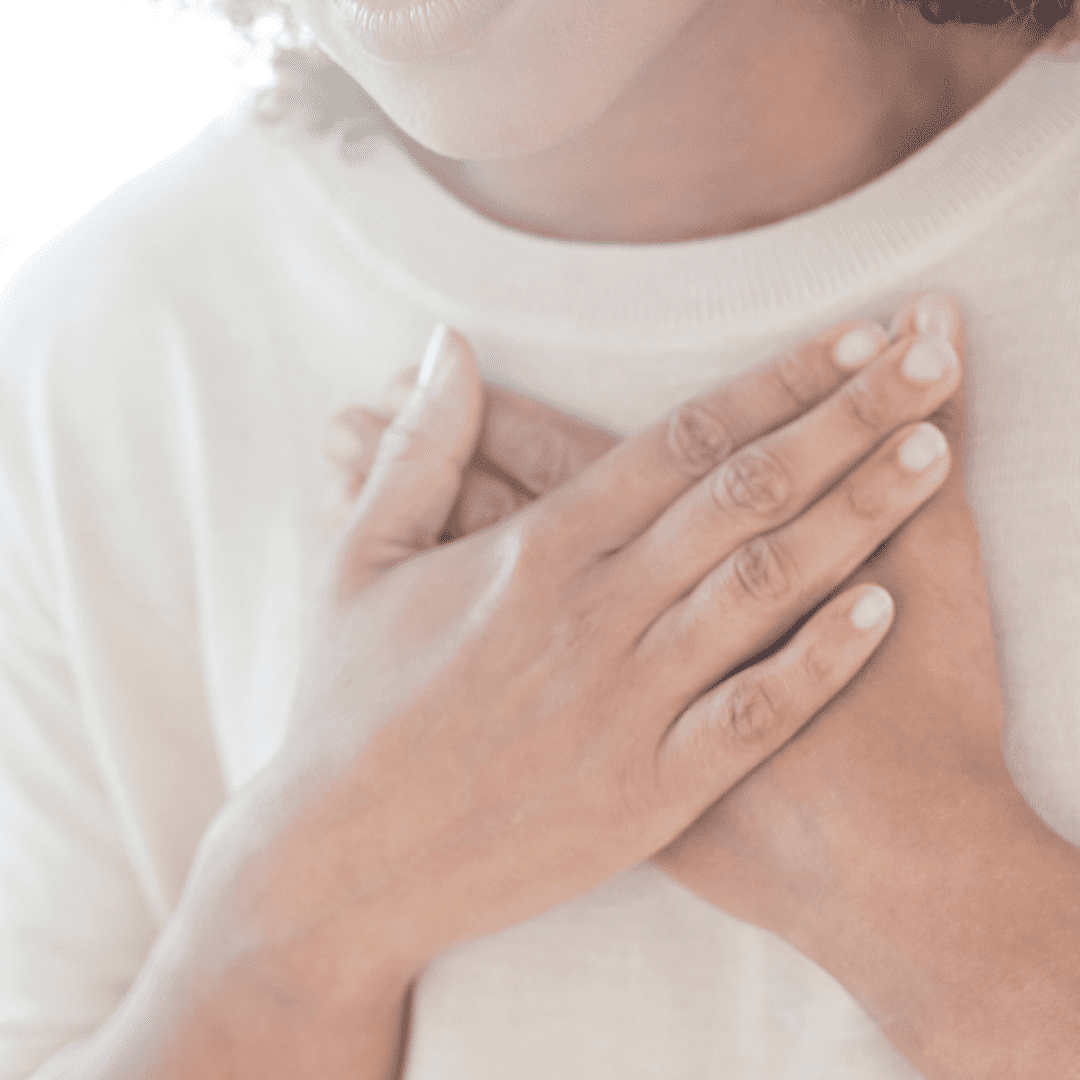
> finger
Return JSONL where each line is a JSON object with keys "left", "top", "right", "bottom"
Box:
{"left": 322, "top": 406, "right": 389, "bottom": 496}
{"left": 639, "top": 421, "right": 949, "bottom": 686}
{"left": 611, "top": 331, "right": 959, "bottom": 612}
{"left": 655, "top": 584, "right": 894, "bottom": 809}
{"left": 445, "top": 467, "right": 530, "bottom": 539}
{"left": 478, "top": 385, "right": 619, "bottom": 496}
{"left": 327, "top": 377, "right": 615, "bottom": 506}
{"left": 321, "top": 402, "right": 539, "bottom": 538}
{"left": 379, "top": 365, "right": 422, "bottom": 418}
{"left": 319, "top": 391, "right": 553, "bottom": 541}
{"left": 888, "top": 289, "right": 967, "bottom": 446}
{"left": 333, "top": 325, "right": 482, "bottom": 595}
{"left": 540, "top": 318, "right": 891, "bottom": 554}
{"left": 888, "top": 289, "right": 963, "bottom": 351}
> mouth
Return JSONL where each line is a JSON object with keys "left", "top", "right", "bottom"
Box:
{"left": 340, "top": 0, "right": 518, "bottom": 62}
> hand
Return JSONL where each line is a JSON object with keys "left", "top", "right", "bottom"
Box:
{"left": 654, "top": 294, "right": 1080, "bottom": 1077}
{"left": 654, "top": 293, "right": 998, "bottom": 928}
{"left": 320, "top": 298, "right": 1080, "bottom": 1078}
{"left": 321, "top": 371, "right": 618, "bottom": 537}
{"left": 209, "top": 308, "right": 958, "bottom": 991}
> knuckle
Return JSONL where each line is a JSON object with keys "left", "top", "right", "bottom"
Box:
{"left": 800, "top": 641, "right": 832, "bottom": 683}
{"left": 377, "top": 421, "right": 414, "bottom": 461}
{"left": 612, "top": 756, "right": 652, "bottom": 821}
{"left": 718, "top": 681, "right": 783, "bottom": 745}
{"left": 843, "top": 379, "right": 890, "bottom": 436}
{"left": 321, "top": 409, "right": 381, "bottom": 467}
{"left": 714, "top": 448, "right": 790, "bottom": 518}
{"left": 843, "top": 478, "right": 883, "bottom": 521}
{"left": 514, "top": 508, "right": 576, "bottom": 572}
{"left": 514, "top": 424, "right": 572, "bottom": 493}
{"left": 667, "top": 400, "right": 736, "bottom": 477}
{"left": 731, "top": 535, "right": 793, "bottom": 604}
{"left": 459, "top": 480, "right": 523, "bottom": 534}
{"left": 771, "top": 347, "right": 821, "bottom": 407}
{"left": 546, "top": 587, "right": 609, "bottom": 657}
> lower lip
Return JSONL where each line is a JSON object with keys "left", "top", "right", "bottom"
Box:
{"left": 344, "top": 0, "right": 518, "bottom": 62}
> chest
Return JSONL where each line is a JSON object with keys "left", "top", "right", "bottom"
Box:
{"left": 196, "top": 281, "right": 1080, "bottom": 842}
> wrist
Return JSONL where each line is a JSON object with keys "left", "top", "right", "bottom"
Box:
{"left": 789, "top": 789, "right": 1080, "bottom": 1078}
{"left": 134, "top": 786, "right": 429, "bottom": 1074}
{"left": 114, "top": 884, "right": 421, "bottom": 1080}
{"left": 178, "top": 768, "right": 439, "bottom": 978}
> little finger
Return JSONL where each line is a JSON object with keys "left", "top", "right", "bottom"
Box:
{"left": 655, "top": 585, "right": 894, "bottom": 809}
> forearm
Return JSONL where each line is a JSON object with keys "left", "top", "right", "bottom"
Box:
{"left": 63, "top": 937, "right": 414, "bottom": 1080}
{"left": 792, "top": 789, "right": 1080, "bottom": 1079}
{"left": 59, "top": 778, "right": 422, "bottom": 1080}
{"left": 60, "top": 901, "right": 417, "bottom": 1080}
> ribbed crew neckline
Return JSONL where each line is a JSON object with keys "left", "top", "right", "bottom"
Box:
{"left": 284, "top": 51, "right": 1080, "bottom": 349}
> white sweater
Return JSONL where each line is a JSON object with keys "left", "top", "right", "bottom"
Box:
{"left": 2, "top": 48, "right": 1079, "bottom": 1080}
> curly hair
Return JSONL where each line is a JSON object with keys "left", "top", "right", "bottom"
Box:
{"left": 917, "top": 0, "right": 1072, "bottom": 24}
{"left": 211, "top": 0, "right": 1078, "bottom": 161}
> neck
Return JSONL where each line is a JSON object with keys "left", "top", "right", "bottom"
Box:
{"left": 400, "top": 1, "right": 1041, "bottom": 244}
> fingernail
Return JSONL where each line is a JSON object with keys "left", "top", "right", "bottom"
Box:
{"left": 833, "top": 324, "right": 887, "bottom": 369}
{"left": 901, "top": 337, "right": 958, "bottom": 383}
{"left": 915, "top": 292, "right": 958, "bottom": 340}
{"left": 321, "top": 417, "right": 366, "bottom": 464}
{"left": 851, "top": 586, "right": 893, "bottom": 630}
{"left": 397, "top": 324, "right": 464, "bottom": 426}
{"left": 418, "top": 323, "right": 463, "bottom": 393}
{"left": 898, "top": 423, "right": 948, "bottom": 471}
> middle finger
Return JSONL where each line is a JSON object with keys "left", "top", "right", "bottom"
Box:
{"left": 608, "top": 331, "right": 960, "bottom": 613}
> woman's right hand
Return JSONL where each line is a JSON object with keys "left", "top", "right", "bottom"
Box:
{"left": 206, "top": 314, "right": 959, "bottom": 969}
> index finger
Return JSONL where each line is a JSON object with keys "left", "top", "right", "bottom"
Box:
{"left": 478, "top": 385, "right": 620, "bottom": 496}
{"left": 544, "top": 317, "right": 890, "bottom": 553}
{"left": 376, "top": 367, "right": 619, "bottom": 496}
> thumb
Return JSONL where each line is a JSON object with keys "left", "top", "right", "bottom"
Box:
{"left": 334, "top": 324, "right": 483, "bottom": 595}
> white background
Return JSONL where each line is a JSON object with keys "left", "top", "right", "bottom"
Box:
{"left": 0, "top": 0, "right": 272, "bottom": 290}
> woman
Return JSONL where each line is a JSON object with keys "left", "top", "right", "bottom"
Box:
{"left": 1, "top": 1, "right": 1078, "bottom": 1077}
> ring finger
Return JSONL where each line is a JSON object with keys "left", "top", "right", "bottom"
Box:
{"left": 637, "top": 420, "right": 950, "bottom": 692}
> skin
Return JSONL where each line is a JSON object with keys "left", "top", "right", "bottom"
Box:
{"left": 329, "top": 295, "right": 1080, "bottom": 1077}
{"left": 290, "top": 0, "right": 1048, "bottom": 241}
{"left": 60, "top": 306, "right": 967, "bottom": 1079}
{"left": 45, "top": 1, "right": 1080, "bottom": 1077}
{"left": 657, "top": 297, "right": 1080, "bottom": 1076}
{"left": 294, "top": 3, "right": 1080, "bottom": 1063}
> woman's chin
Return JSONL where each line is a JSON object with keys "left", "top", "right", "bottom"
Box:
{"left": 363, "top": 97, "right": 578, "bottom": 161}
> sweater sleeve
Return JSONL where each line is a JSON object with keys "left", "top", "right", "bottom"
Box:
{"left": 0, "top": 386, "right": 159, "bottom": 1080}
{"left": 0, "top": 227, "right": 229, "bottom": 1078}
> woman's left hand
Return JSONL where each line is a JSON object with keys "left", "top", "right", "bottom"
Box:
{"left": 324, "top": 297, "right": 1080, "bottom": 1078}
